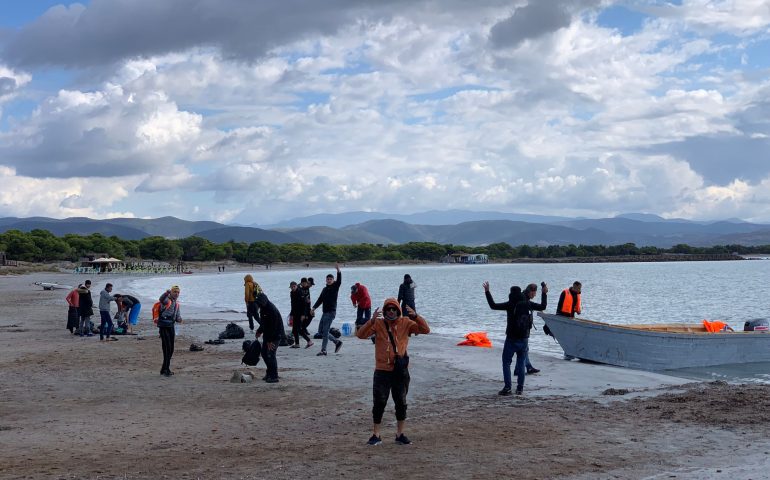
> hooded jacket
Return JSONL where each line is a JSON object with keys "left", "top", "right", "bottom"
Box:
{"left": 77, "top": 286, "right": 94, "bottom": 317}
{"left": 255, "top": 293, "right": 282, "bottom": 343}
{"left": 397, "top": 275, "right": 416, "bottom": 310}
{"left": 244, "top": 274, "right": 262, "bottom": 303}
{"left": 356, "top": 298, "right": 430, "bottom": 371}
{"left": 350, "top": 283, "right": 371, "bottom": 309}
{"left": 485, "top": 289, "right": 547, "bottom": 340}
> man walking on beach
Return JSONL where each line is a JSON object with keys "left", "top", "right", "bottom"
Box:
{"left": 350, "top": 282, "right": 372, "bottom": 332}
{"left": 557, "top": 281, "right": 582, "bottom": 317}
{"left": 99, "top": 283, "right": 117, "bottom": 342}
{"left": 397, "top": 274, "right": 416, "bottom": 313}
{"left": 356, "top": 298, "right": 430, "bottom": 445}
{"left": 311, "top": 264, "right": 343, "bottom": 356}
{"left": 77, "top": 280, "right": 94, "bottom": 337}
{"left": 157, "top": 286, "right": 183, "bottom": 377}
{"left": 483, "top": 281, "right": 547, "bottom": 395}
{"left": 244, "top": 274, "right": 261, "bottom": 331}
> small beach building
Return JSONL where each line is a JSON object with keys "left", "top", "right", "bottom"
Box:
{"left": 444, "top": 252, "right": 489, "bottom": 264}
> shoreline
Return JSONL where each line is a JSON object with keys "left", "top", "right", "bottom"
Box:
{"left": 3, "top": 273, "right": 770, "bottom": 478}
{"left": 1, "top": 252, "right": 761, "bottom": 278}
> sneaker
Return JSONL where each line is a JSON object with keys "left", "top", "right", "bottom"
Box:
{"left": 527, "top": 368, "right": 540, "bottom": 374}
{"left": 515, "top": 387, "right": 523, "bottom": 395}
{"left": 265, "top": 377, "right": 279, "bottom": 383}
{"left": 161, "top": 371, "right": 172, "bottom": 377}
{"left": 334, "top": 340, "right": 343, "bottom": 353}
{"left": 290, "top": 344, "right": 300, "bottom": 349}
{"left": 367, "top": 435, "right": 382, "bottom": 446}
{"left": 305, "top": 341, "right": 314, "bottom": 349}
{"left": 316, "top": 351, "right": 327, "bottom": 356}
{"left": 498, "top": 387, "right": 512, "bottom": 396}
{"left": 395, "top": 433, "right": 412, "bottom": 445}
{"left": 313, "top": 332, "right": 323, "bottom": 339}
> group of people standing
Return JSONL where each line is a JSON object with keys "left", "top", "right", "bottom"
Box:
{"left": 65, "top": 280, "right": 142, "bottom": 341}
{"left": 484, "top": 279, "right": 582, "bottom": 396}
{"left": 62, "top": 268, "right": 584, "bottom": 446}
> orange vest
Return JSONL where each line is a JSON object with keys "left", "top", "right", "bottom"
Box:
{"left": 702, "top": 320, "right": 729, "bottom": 333}
{"left": 560, "top": 289, "right": 581, "bottom": 315}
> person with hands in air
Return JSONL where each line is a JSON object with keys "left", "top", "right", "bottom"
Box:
{"left": 483, "top": 281, "right": 547, "bottom": 396}
{"left": 311, "top": 263, "right": 343, "bottom": 356}
{"left": 356, "top": 298, "right": 430, "bottom": 446}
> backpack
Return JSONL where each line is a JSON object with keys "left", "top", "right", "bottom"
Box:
{"left": 241, "top": 339, "right": 262, "bottom": 366}
{"left": 510, "top": 303, "right": 532, "bottom": 338}
{"left": 152, "top": 301, "right": 161, "bottom": 325}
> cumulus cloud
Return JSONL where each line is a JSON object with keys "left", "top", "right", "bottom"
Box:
{"left": 1, "top": 0, "right": 770, "bottom": 224}
{"left": 1, "top": 0, "right": 509, "bottom": 68}
{"left": 0, "top": 84, "right": 201, "bottom": 178}
{"left": 0, "top": 65, "right": 31, "bottom": 103}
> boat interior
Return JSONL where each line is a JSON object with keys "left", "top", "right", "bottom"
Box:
{"left": 539, "top": 313, "right": 751, "bottom": 334}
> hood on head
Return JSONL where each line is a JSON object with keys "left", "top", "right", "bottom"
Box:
{"left": 244, "top": 274, "right": 253, "bottom": 284}
{"left": 382, "top": 297, "right": 402, "bottom": 317}
{"left": 255, "top": 292, "right": 268, "bottom": 307}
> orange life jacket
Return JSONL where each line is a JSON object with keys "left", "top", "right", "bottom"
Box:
{"left": 457, "top": 332, "right": 493, "bottom": 348}
{"left": 560, "top": 289, "right": 581, "bottom": 315}
{"left": 702, "top": 320, "right": 730, "bottom": 333}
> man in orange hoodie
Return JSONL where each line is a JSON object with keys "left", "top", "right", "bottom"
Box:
{"left": 356, "top": 298, "right": 430, "bottom": 446}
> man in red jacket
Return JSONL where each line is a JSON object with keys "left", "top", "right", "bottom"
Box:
{"left": 350, "top": 282, "right": 372, "bottom": 332}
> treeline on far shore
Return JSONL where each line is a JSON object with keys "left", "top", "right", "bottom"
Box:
{"left": 1, "top": 228, "right": 769, "bottom": 264}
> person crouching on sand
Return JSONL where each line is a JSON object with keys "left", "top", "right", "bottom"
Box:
{"left": 157, "top": 286, "right": 183, "bottom": 377}
{"left": 356, "top": 298, "right": 430, "bottom": 446}
{"left": 254, "top": 293, "right": 282, "bottom": 383}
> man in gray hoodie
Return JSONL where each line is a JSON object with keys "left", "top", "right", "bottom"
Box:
{"left": 99, "top": 283, "right": 117, "bottom": 341}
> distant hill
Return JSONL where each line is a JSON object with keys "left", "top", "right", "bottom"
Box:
{"left": 106, "top": 217, "right": 226, "bottom": 238}
{"left": 261, "top": 209, "right": 576, "bottom": 229}
{"left": 193, "top": 227, "right": 296, "bottom": 244}
{"left": 0, "top": 218, "right": 150, "bottom": 240}
{"left": 2, "top": 212, "right": 770, "bottom": 247}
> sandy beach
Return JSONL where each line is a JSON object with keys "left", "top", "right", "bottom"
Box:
{"left": 2, "top": 272, "right": 770, "bottom": 479}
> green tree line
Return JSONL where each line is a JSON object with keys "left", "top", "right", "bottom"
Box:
{"left": 1, "top": 229, "right": 768, "bottom": 263}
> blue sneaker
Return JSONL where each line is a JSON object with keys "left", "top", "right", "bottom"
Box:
{"left": 367, "top": 435, "right": 382, "bottom": 446}
{"left": 395, "top": 433, "right": 412, "bottom": 445}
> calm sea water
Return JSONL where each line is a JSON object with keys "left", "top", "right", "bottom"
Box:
{"left": 125, "top": 260, "right": 770, "bottom": 362}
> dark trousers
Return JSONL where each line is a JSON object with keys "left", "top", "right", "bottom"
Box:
{"left": 373, "top": 369, "right": 410, "bottom": 424}
{"left": 355, "top": 307, "right": 372, "bottom": 325}
{"left": 502, "top": 338, "right": 528, "bottom": 390}
{"left": 159, "top": 326, "right": 175, "bottom": 373}
{"left": 246, "top": 302, "right": 259, "bottom": 330}
{"left": 99, "top": 311, "right": 113, "bottom": 340}
{"left": 292, "top": 315, "right": 311, "bottom": 344}
{"left": 261, "top": 340, "right": 278, "bottom": 380}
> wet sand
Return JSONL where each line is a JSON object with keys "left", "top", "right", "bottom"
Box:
{"left": 2, "top": 273, "right": 770, "bottom": 479}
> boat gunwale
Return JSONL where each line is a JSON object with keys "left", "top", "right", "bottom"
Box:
{"left": 537, "top": 312, "right": 768, "bottom": 338}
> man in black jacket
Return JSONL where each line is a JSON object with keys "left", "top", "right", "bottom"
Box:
{"left": 483, "top": 281, "right": 547, "bottom": 396}
{"left": 311, "top": 263, "right": 342, "bottom": 356}
{"left": 255, "top": 293, "right": 283, "bottom": 383}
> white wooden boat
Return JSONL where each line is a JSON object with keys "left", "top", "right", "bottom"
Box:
{"left": 34, "top": 282, "right": 73, "bottom": 291}
{"left": 538, "top": 312, "right": 770, "bottom": 371}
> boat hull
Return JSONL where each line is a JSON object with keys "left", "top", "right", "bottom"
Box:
{"left": 538, "top": 312, "right": 770, "bottom": 371}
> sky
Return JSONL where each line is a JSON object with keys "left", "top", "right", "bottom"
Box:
{"left": 0, "top": 1, "right": 769, "bottom": 225}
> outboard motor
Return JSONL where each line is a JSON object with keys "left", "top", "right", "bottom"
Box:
{"left": 743, "top": 318, "right": 769, "bottom": 332}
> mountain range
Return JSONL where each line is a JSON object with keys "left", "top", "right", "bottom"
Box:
{"left": 2, "top": 211, "right": 770, "bottom": 247}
